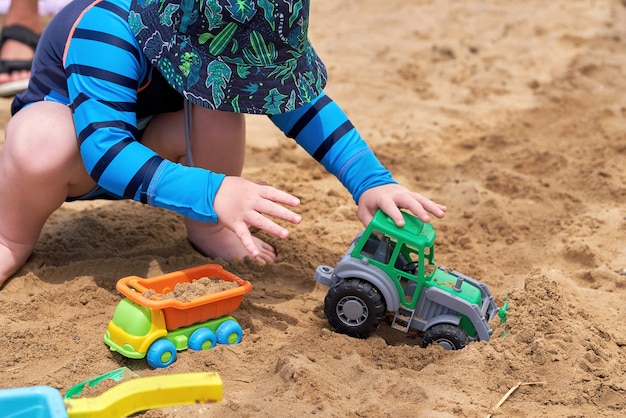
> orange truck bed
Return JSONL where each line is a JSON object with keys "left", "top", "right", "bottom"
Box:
{"left": 116, "top": 264, "right": 252, "bottom": 330}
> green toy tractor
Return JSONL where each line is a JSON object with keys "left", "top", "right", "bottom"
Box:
{"left": 315, "top": 209, "right": 499, "bottom": 350}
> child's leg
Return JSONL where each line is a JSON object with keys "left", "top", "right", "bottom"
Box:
{"left": 0, "top": 102, "right": 96, "bottom": 286}
{"left": 0, "top": 104, "right": 278, "bottom": 286}
{"left": 141, "top": 106, "right": 278, "bottom": 264}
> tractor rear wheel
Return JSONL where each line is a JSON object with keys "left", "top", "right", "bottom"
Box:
{"left": 324, "top": 278, "right": 385, "bottom": 338}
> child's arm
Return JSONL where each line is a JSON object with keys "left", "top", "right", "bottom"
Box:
{"left": 269, "top": 92, "right": 446, "bottom": 225}
{"left": 61, "top": 7, "right": 303, "bottom": 254}
{"left": 64, "top": 7, "right": 224, "bottom": 223}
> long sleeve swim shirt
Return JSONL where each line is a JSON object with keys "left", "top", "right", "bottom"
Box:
{"left": 12, "top": 0, "right": 396, "bottom": 223}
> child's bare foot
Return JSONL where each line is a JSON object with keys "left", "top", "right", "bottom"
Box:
{"left": 187, "top": 224, "right": 277, "bottom": 264}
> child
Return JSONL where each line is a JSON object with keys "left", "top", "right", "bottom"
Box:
{"left": 0, "top": 0, "right": 446, "bottom": 286}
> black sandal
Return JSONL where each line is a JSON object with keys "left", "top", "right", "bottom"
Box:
{"left": 0, "top": 24, "right": 40, "bottom": 97}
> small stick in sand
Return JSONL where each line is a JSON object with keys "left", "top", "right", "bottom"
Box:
{"left": 486, "top": 381, "right": 545, "bottom": 418}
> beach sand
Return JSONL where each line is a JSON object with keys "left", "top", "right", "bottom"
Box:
{"left": 1, "top": 0, "right": 625, "bottom": 416}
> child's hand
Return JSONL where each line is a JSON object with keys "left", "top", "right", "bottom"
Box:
{"left": 357, "top": 184, "right": 447, "bottom": 227}
{"left": 213, "top": 176, "right": 301, "bottom": 258}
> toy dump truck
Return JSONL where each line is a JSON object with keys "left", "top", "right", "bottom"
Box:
{"left": 315, "top": 210, "right": 499, "bottom": 350}
{"left": 104, "top": 264, "right": 251, "bottom": 368}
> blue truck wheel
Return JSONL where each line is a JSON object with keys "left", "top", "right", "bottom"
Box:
{"left": 189, "top": 328, "right": 217, "bottom": 351}
{"left": 216, "top": 320, "right": 243, "bottom": 345}
{"left": 147, "top": 338, "right": 177, "bottom": 368}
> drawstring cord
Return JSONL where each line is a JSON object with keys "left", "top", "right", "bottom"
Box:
{"left": 184, "top": 99, "right": 195, "bottom": 167}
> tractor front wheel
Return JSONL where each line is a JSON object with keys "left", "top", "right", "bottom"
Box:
{"left": 421, "top": 324, "right": 468, "bottom": 350}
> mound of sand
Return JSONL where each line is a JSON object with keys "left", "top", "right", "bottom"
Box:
{"left": 1, "top": 1, "right": 625, "bottom": 417}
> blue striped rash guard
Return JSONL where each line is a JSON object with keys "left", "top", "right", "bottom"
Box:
{"left": 12, "top": 0, "right": 396, "bottom": 223}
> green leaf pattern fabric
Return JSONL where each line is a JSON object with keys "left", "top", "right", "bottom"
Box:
{"left": 130, "top": 0, "right": 326, "bottom": 114}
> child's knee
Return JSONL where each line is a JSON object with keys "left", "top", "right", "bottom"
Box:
{"left": 6, "top": 105, "right": 79, "bottom": 175}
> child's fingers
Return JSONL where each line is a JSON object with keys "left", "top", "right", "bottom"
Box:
{"left": 389, "top": 192, "right": 448, "bottom": 223}
{"left": 394, "top": 197, "right": 431, "bottom": 223}
{"left": 378, "top": 200, "right": 410, "bottom": 225}
{"left": 410, "top": 195, "right": 447, "bottom": 219}
{"left": 258, "top": 184, "right": 300, "bottom": 207}
{"left": 246, "top": 210, "right": 291, "bottom": 239}
{"left": 254, "top": 198, "right": 302, "bottom": 225}
{"left": 233, "top": 223, "right": 261, "bottom": 258}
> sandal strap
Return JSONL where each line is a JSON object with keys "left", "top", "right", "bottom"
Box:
{"left": 0, "top": 59, "right": 33, "bottom": 73}
{"left": 0, "top": 24, "right": 40, "bottom": 51}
